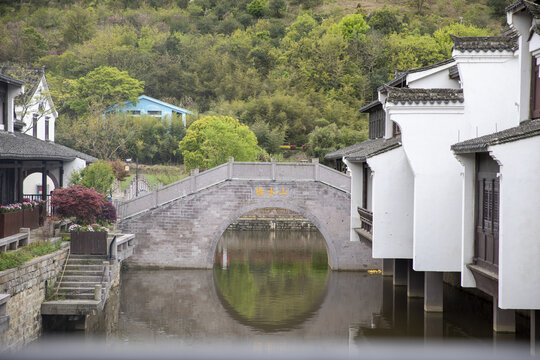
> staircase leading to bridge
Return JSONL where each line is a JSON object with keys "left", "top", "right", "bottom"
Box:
{"left": 116, "top": 158, "right": 351, "bottom": 220}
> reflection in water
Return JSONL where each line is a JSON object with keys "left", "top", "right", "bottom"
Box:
{"left": 112, "top": 230, "right": 529, "bottom": 350}
{"left": 213, "top": 230, "right": 328, "bottom": 332}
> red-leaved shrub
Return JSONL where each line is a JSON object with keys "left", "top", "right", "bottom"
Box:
{"left": 51, "top": 185, "right": 115, "bottom": 225}
{"left": 101, "top": 201, "right": 117, "bottom": 224}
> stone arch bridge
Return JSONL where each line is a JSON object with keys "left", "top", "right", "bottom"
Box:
{"left": 117, "top": 160, "right": 379, "bottom": 270}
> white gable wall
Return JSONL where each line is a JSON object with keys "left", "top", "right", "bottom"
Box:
{"left": 489, "top": 137, "right": 540, "bottom": 309}
{"left": 388, "top": 104, "right": 466, "bottom": 271}
{"left": 407, "top": 68, "right": 460, "bottom": 89}
{"left": 16, "top": 77, "right": 56, "bottom": 141}
{"left": 367, "top": 146, "right": 414, "bottom": 259}
{"left": 454, "top": 52, "right": 519, "bottom": 140}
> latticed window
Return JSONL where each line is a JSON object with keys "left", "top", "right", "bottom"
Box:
{"left": 368, "top": 109, "right": 385, "bottom": 139}
{"left": 531, "top": 60, "right": 540, "bottom": 119}
{"left": 475, "top": 153, "right": 500, "bottom": 270}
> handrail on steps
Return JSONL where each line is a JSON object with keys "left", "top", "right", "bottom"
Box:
{"left": 53, "top": 247, "right": 70, "bottom": 300}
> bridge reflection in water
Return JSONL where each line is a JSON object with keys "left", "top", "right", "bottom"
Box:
{"left": 113, "top": 230, "right": 527, "bottom": 347}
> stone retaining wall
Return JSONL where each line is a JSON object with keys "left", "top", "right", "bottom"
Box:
{"left": 0, "top": 246, "right": 68, "bottom": 350}
{"left": 227, "top": 219, "right": 317, "bottom": 231}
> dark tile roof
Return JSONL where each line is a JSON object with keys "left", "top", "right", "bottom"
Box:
{"left": 0, "top": 73, "right": 25, "bottom": 87}
{"left": 345, "top": 136, "right": 402, "bottom": 162}
{"left": 452, "top": 119, "right": 540, "bottom": 153}
{"left": 0, "top": 65, "right": 44, "bottom": 106}
{"left": 324, "top": 142, "right": 368, "bottom": 160}
{"left": 358, "top": 100, "right": 382, "bottom": 113}
{"left": 506, "top": 0, "right": 540, "bottom": 18}
{"left": 378, "top": 59, "right": 456, "bottom": 92}
{"left": 451, "top": 35, "right": 518, "bottom": 53}
{"left": 0, "top": 131, "right": 97, "bottom": 162}
{"left": 385, "top": 86, "right": 464, "bottom": 104}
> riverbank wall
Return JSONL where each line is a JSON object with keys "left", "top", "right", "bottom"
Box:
{"left": 0, "top": 246, "right": 68, "bottom": 350}
{"left": 227, "top": 207, "right": 318, "bottom": 231}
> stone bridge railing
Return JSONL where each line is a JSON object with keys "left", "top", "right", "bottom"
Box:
{"left": 116, "top": 159, "right": 350, "bottom": 220}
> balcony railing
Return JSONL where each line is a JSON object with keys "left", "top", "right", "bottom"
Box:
{"left": 357, "top": 207, "right": 373, "bottom": 233}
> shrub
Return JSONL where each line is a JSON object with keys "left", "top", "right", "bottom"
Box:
{"left": 51, "top": 185, "right": 107, "bottom": 225}
{"left": 101, "top": 201, "right": 117, "bottom": 224}
{"left": 110, "top": 160, "right": 130, "bottom": 181}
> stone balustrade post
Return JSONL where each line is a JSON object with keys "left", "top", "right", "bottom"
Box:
{"left": 227, "top": 157, "right": 234, "bottom": 180}
{"left": 94, "top": 284, "right": 102, "bottom": 301}
{"left": 271, "top": 158, "right": 276, "bottom": 181}
{"left": 312, "top": 158, "right": 319, "bottom": 181}
{"left": 190, "top": 168, "right": 199, "bottom": 193}
{"left": 153, "top": 184, "right": 158, "bottom": 208}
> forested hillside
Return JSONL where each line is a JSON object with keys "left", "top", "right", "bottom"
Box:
{"left": 0, "top": 0, "right": 511, "bottom": 163}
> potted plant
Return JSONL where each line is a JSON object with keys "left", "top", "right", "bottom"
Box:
{"left": 51, "top": 185, "right": 117, "bottom": 255}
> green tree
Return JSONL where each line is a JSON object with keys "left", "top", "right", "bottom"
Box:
{"left": 71, "top": 160, "right": 115, "bottom": 194}
{"left": 337, "top": 13, "right": 370, "bottom": 40}
{"left": 65, "top": 66, "right": 144, "bottom": 116}
{"left": 247, "top": 0, "right": 268, "bottom": 18}
{"left": 20, "top": 27, "right": 48, "bottom": 63}
{"left": 61, "top": 5, "right": 96, "bottom": 45}
{"left": 433, "top": 23, "right": 493, "bottom": 57}
{"left": 307, "top": 123, "right": 366, "bottom": 161}
{"left": 179, "top": 116, "right": 260, "bottom": 171}
{"left": 367, "top": 8, "right": 402, "bottom": 35}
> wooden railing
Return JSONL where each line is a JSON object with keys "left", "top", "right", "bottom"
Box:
{"left": 357, "top": 207, "right": 373, "bottom": 234}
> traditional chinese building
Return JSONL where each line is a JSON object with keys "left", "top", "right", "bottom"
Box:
{"left": 328, "top": 0, "right": 540, "bottom": 333}
{"left": 0, "top": 72, "right": 95, "bottom": 206}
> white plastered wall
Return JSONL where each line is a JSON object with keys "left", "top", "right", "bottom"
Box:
{"left": 16, "top": 77, "right": 57, "bottom": 141}
{"left": 454, "top": 51, "right": 519, "bottom": 139}
{"left": 23, "top": 173, "right": 56, "bottom": 195}
{"left": 407, "top": 66, "right": 460, "bottom": 89}
{"left": 388, "top": 104, "right": 466, "bottom": 271}
{"left": 489, "top": 136, "right": 540, "bottom": 309}
{"left": 63, "top": 158, "right": 87, "bottom": 187}
{"left": 367, "top": 146, "right": 414, "bottom": 259}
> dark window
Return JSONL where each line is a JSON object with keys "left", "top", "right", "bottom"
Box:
{"left": 147, "top": 110, "right": 162, "bottom": 116}
{"left": 368, "top": 108, "right": 385, "bottom": 139}
{"left": 392, "top": 121, "right": 401, "bottom": 137}
{"left": 0, "top": 82, "right": 7, "bottom": 130}
{"left": 33, "top": 114, "right": 38, "bottom": 137}
{"left": 129, "top": 110, "right": 141, "bottom": 115}
{"left": 45, "top": 117, "right": 49, "bottom": 141}
{"left": 531, "top": 60, "right": 540, "bottom": 119}
{"left": 474, "top": 153, "right": 500, "bottom": 272}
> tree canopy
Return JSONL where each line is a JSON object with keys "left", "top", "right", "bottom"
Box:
{"left": 179, "top": 116, "right": 260, "bottom": 171}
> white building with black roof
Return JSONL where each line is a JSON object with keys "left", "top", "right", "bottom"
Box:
{"left": 327, "top": 0, "right": 540, "bottom": 335}
{"left": 0, "top": 72, "right": 95, "bottom": 207}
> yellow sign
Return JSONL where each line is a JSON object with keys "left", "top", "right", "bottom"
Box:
{"left": 255, "top": 187, "right": 288, "bottom": 197}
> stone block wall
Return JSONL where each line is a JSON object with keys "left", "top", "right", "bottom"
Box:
{"left": 0, "top": 247, "right": 68, "bottom": 350}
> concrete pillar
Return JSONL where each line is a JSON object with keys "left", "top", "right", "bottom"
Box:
{"left": 424, "top": 272, "right": 443, "bottom": 312}
{"left": 382, "top": 259, "right": 394, "bottom": 277}
{"left": 271, "top": 158, "right": 276, "bottom": 181}
{"left": 407, "top": 260, "right": 424, "bottom": 298}
{"left": 407, "top": 297, "right": 424, "bottom": 337}
{"left": 382, "top": 276, "right": 393, "bottom": 320}
{"left": 532, "top": 310, "right": 539, "bottom": 356}
{"left": 492, "top": 297, "right": 515, "bottom": 333}
{"left": 393, "top": 259, "right": 408, "bottom": 286}
{"left": 424, "top": 312, "right": 443, "bottom": 340}
{"left": 393, "top": 284, "right": 407, "bottom": 332}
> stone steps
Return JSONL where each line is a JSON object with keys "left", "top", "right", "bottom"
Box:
{"left": 65, "top": 264, "right": 104, "bottom": 271}
{"left": 53, "top": 255, "right": 109, "bottom": 301}
{"left": 59, "top": 281, "right": 102, "bottom": 288}
{"left": 60, "top": 275, "right": 102, "bottom": 282}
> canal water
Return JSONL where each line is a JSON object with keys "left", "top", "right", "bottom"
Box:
{"left": 110, "top": 229, "right": 530, "bottom": 349}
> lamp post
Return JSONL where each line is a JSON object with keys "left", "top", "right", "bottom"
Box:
{"left": 126, "top": 158, "right": 139, "bottom": 197}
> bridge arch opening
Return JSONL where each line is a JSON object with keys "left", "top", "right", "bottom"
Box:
{"left": 207, "top": 203, "right": 340, "bottom": 270}
{"left": 212, "top": 207, "right": 330, "bottom": 332}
